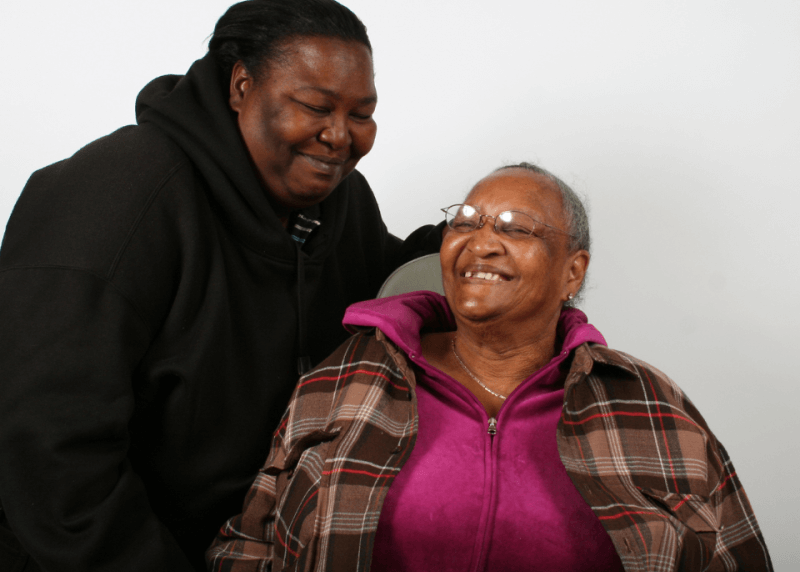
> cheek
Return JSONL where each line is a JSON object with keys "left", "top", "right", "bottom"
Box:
{"left": 249, "top": 102, "right": 311, "bottom": 149}
{"left": 516, "top": 250, "right": 541, "bottom": 270}
{"left": 238, "top": 116, "right": 272, "bottom": 177}
{"left": 351, "top": 120, "right": 377, "bottom": 157}
{"left": 515, "top": 241, "right": 552, "bottom": 269}
{"left": 521, "top": 252, "right": 566, "bottom": 293}
{"left": 438, "top": 234, "right": 462, "bottom": 271}
{"left": 268, "top": 110, "right": 312, "bottom": 149}
{"left": 438, "top": 235, "right": 468, "bottom": 291}
{"left": 239, "top": 106, "right": 278, "bottom": 157}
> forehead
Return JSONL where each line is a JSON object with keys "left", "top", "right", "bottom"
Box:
{"left": 263, "top": 36, "right": 376, "bottom": 95}
{"left": 466, "top": 169, "right": 564, "bottom": 223}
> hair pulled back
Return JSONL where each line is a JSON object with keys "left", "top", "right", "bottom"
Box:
{"left": 208, "top": 0, "right": 371, "bottom": 84}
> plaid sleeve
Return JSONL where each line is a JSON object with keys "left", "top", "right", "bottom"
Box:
{"left": 205, "top": 414, "right": 289, "bottom": 572}
{"left": 205, "top": 332, "right": 414, "bottom": 572}
{"left": 205, "top": 377, "right": 343, "bottom": 571}
{"left": 705, "top": 439, "right": 773, "bottom": 570}
{"left": 560, "top": 345, "right": 773, "bottom": 571}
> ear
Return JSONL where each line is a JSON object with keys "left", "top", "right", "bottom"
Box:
{"left": 229, "top": 61, "right": 253, "bottom": 113}
{"left": 563, "top": 249, "right": 590, "bottom": 301}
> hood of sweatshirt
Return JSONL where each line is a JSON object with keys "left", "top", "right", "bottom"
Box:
{"left": 134, "top": 52, "right": 346, "bottom": 262}
{"left": 135, "top": 52, "right": 364, "bottom": 373}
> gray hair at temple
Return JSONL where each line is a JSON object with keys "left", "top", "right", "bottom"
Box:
{"left": 495, "top": 162, "right": 590, "bottom": 255}
{"left": 495, "top": 162, "right": 590, "bottom": 306}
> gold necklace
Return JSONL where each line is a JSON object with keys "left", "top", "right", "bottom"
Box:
{"left": 451, "top": 339, "right": 507, "bottom": 400}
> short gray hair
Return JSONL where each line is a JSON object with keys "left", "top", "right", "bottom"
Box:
{"left": 494, "top": 162, "right": 591, "bottom": 306}
{"left": 494, "top": 162, "right": 590, "bottom": 254}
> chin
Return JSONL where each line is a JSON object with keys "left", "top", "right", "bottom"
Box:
{"left": 281, "top": 181, "right": 339, "bottom": 209}
{"left": 453, "top": 298, "right": 502, "bottom": 322}
{"left": 302, "top": 173, "right": 345, "bottom": 199}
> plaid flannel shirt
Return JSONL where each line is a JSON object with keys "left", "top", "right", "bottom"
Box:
{"left": 207, "top": 330, "right": 771, "bottom": 572}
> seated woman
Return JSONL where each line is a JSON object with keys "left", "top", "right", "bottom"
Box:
{"left": 207, "top": 163, "right": 772, "bottom": 571}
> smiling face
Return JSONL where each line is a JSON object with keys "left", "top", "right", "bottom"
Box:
{"left": 440, "top": 168, "right": 589, "bottom": 333}
{"left": 229, "top": 36, "right": 377, "bottom": 211}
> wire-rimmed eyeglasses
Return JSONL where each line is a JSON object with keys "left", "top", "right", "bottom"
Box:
{"left": 441, "top": 204, "right": 574, "bottom": 240}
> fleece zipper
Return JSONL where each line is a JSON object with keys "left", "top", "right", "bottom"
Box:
{"left": 468, "top": 414, "right": 500, "bottom": 572}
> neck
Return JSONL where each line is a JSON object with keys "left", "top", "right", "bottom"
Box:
{"left": 452, "top": 315, "right": 560, "bottom": 389}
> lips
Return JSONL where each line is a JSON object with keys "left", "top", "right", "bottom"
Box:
{"left": 464, "top": 271, "right": 502, "bottom": 281}
{"left": 299, "top": 153, "right": 347, "bottom": 176}
{"left": 462, "top": 267, "right": 510, "bottom": 282}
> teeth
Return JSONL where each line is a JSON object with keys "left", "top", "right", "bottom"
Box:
{"left": 464, "top": 271, "right": 502, "bottom": 281}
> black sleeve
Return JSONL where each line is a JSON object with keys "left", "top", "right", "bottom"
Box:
{"left": 0, "top": 267, "right": 194, "bottom": 572}
{"left": 389, "top": 220, "right": 446, "bottom": 268}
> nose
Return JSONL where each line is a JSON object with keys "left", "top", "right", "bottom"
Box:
{"left": 318, "top": 114, "right": 351, "bottom": 150}
{"left": 467, "top": 217, "right": 504, "bottom": 257}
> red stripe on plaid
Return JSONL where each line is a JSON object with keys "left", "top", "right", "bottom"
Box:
{"left": 274, "top": 490, "right": 320, "bottom": 558}
{"left": 598, "top": 510, "right": 668, "bottom": 521}
{"left": 642, "top": 368, "right": 681, "bottom": 493}
{"left": 562, "top": 410, "right": 701, "bottom": 427}
{"left": 322, "top": 468, "right": 396, "bottom": 479}
{"left": 280, "top": 488, "right": 321, "bottom": 559}
{"left": 563, "top": 408, "right": 653, "bottom": 557}
{"left": 275, "top": 517, "right": 302, "bottom": 558}
{"left": 298, "top": 369, "right": 409, "bottom": 392}
{"left": 672, "top": 494, "right": 690, "bottom": 511}
{"left": 717, "top": 471, "right": 738, "bottom": 491}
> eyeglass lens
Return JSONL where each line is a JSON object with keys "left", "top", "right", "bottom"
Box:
{"left": 444, "top": 205, "right": 537, "bottom": 237}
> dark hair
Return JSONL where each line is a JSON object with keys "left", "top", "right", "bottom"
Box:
{"left": 208, "top": 0, "right": 372, "bottom": 83}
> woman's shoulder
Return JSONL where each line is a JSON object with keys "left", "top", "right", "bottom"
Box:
{"left": 294, "top": 330, "right": 411, "bottom": 400}
{"left": 50, "top": 124, "right": 188, "bottom": 183}
{"left": 581, "top": 344, "right": 673, "bottom": 384}
{"left": 1, "top": 124, "right": 202, "bottom": 292}
{"left": 280, "top": 330, "right": 415, "bottom": 447}
{"left": 20, "top": 124, "right": 192, "bottom": 217}
{"left": 571, "top": 343, "right": 710, "bottom": 431}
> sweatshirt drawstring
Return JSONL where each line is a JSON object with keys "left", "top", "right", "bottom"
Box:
{"left": 294, "top": 242, "right": 311, "bottom": 375}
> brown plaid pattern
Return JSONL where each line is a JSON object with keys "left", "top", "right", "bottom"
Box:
{"left": 207, "top": 331, "right": 772, "bottom": 572}
{"left": 561, "top": 344, "right": 772, "bottom": 571}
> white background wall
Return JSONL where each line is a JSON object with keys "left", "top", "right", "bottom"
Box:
{"left": 2, "top": 1, "right": 798, "bottom": 568}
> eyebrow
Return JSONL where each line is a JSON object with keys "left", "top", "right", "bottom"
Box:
{"left": 296, "top": 86, "right": 377, "bottom": 105}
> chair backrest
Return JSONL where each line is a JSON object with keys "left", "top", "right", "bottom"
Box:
{"left": 377, "top": 253, "right": 444, "bottom": 298}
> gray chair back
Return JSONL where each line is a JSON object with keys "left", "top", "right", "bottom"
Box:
{"left": 378, "top": 254, "right": 444, "bottom": 298}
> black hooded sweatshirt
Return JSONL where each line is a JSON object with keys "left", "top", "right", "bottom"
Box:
{"left": 0, "top": 54, "right": 439, "bottom": 571}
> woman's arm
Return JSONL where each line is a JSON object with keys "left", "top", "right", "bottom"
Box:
{"left": 0, "top": 268, "right": 194, "bottom": 571}
{"left": 206, "top": 407, "right": 293, "bottom": 572}
{"left": 705, "top": 440, "right": 773, "bottom": 570}
{"left": 560, "top": 346, "right": 773, "bottom": 570}
{"left": 206, "top": 468, "right": 280, "bottom": 572}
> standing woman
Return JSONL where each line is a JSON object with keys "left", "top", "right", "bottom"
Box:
{"left": 0, "top": 1, "right": 438, "bottom": 570}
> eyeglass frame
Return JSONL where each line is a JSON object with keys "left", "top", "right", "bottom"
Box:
{"left": 440, "top": 204, "right": 575, "bottom": 239}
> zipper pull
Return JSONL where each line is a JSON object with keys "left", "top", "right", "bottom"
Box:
{"left": 487, "top": 417, "right": 497, "bottom": 435}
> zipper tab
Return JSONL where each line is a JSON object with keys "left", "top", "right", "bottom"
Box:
{"left": 487, "top": 417, "right": 497, "bottom": 435}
